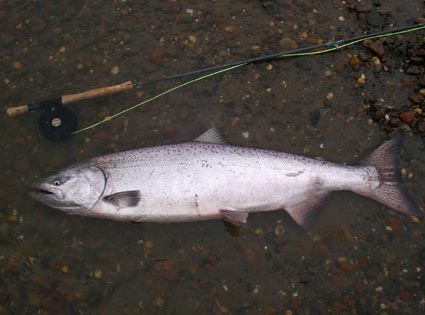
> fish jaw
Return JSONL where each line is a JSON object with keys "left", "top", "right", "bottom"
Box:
{"left": 31, "top": 181, "right": 65, "bottom": 205}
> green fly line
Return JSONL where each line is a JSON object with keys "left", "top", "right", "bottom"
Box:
{"left": 73, "top": 23, "right": 425, "bottom": 135}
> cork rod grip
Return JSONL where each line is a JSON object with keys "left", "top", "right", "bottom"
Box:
{"left": 6, "top": 105, "right": 29, "bottom": 117}
{"left": 61, "top": 81, "right": 134, "bottom": 104}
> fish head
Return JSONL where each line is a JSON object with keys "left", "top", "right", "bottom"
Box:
{"left": 30, "top": 163, "right": 106, "bottom": 214}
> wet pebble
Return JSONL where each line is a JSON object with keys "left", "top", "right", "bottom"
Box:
{"left": 409, "top": 93, "right": 423, "bottom": 104}
{"left": 279, "top": 38, "right": 298, "bottom": 49}
{"left": 153, "top": 296, "right": 165, "bottom": 307}
{"left": 12, "top": 61, "right": 23, "bottom": 70}
{"left": 274, "top": 224, "right": 285, "bottom": 236}
{"left": 27, "top": 16, "right": 47, "bottom": 33}
{"left": 110, "top": 66, "right": 119, "bottom": 75}
{"left": 400, "top": 112, "right": 416, "bottom": 124}
{"left": 386, "top": 217, "right": 401, "bottom": 232}
{"left": 366, "top": 10, "right": 387, "bottom": 27}
{"left": 148, "top": 48, "right": 164, "bottom": 65}
{"left": 356, "top": 74, "right": 366, "bottom": 85}
{"left": 405, "top": 65, "right": 421, "bottom": 75}
{"left": 368, "top": 41, "right": 385, "bottom": 58}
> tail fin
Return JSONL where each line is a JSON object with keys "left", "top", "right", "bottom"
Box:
{"left": 361, "top": 137, "right": 423, "bottom": 216}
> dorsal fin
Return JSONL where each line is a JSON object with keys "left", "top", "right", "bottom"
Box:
{"left": 193, "top": 127, "right": 227, "bottom": 144}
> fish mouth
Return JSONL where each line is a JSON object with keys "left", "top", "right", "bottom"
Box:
{"left": 30, "top": 183, "right": 65, "bottom": 201}
{"left": 32, "top": 188, "right": 55, "bottom": 195}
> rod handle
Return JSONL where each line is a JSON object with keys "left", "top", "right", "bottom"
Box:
{"left": 6, "top": 105, "right": 29, "bottom": 117}
{"left": 62, "top": 81, "right": 133, "bottom": 104}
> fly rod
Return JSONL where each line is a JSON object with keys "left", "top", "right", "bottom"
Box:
{"left": 5, "top": 22, "right": 425, "bottom": 140}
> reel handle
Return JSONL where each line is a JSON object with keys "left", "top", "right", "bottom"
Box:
{"left": 6, "top": 105, "right": 29, "bottom": 117}
{"left": 5, "top": 81, "right": 134, "bottom": 117}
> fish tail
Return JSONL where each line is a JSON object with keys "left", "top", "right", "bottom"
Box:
{"left": 360, "top": 136, "right": 423, "bottom": 216}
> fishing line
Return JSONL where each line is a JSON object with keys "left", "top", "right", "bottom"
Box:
{"left": 6, "top": 23, "right": 425, "bottom": 140}
{"left": 73, "top": 63, "right": 248, "bottom": 134}
{"left": 74, "top": 23, "right": 425, "bottom": 135}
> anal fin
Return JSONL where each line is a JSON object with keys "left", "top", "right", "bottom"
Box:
{"left": 221, "top": 209, "right": 248, "bottom": 226}
{"left": 285, "top": 192, "right": 329, "bottom": 229}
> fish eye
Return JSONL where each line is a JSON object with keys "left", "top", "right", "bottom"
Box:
{"left": 53, "top": 179, "right": 61, "bottom": 186}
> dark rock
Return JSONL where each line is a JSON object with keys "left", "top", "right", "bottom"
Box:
{"left": 409, "top": 93, "right": 424, "bottom": 104}
{"left": 409, "top": 57, "right": 424, "bottom": 65}
{"left": 366, "top": 10, "right": 387, "bottom": 27}
{"left": 418, "top": 122, "right": 425, "bottom": 133}
{"left": 308, "top": 109, "right": 321, "bottom": 126}
{"left": 405, "top": 65, "right": 422, "bottom": 75}
{"left": 27, "top": 16, "right": 47, "bottom": 34}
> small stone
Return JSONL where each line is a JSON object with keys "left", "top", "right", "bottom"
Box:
{"left": 254, "top": 227, "right": 263, "bottom": 235}
{"left": 186, "top": 8, "right": 194, "bottom": 15}
{"left": 414, "top": 17, "right": 425, "bottom": 24}
{"left": 366, "top": 11, "right": 387, "bottom": 27}
{"left": 110, "top": 66, "right": 119, "bottom": 75}
{"left": 12, "top": 61, "right": 23, "bottom": 69}
{"left": 409, "top": 93, "right": 423, "bottom": 104}
{"left": 368, "top": 41, "right": 385, "bottom": 58}
{"left": 59, "top": 46, "right": 66, "bottom": 53}
{"left": 338, "top": 16, "right": 345, "bottom": 22}
{"left": 224, "top": 26, "right": 237, "bottom": 32}
{"left": 149, "top": 48, "right": 164, "bottom": 65}
{"left": 399, "top": 288, "right": 413, "bottom": 301}
{"left": 241, "top": 131, "right": 249, "bottom": 139}
{"left": 27, "top": 16, "right": 47, "bottom": 33}
{"left": 274, "top": 224, "right": 286, "bottom": 236}
{"left": 401, "top": 168, "right": 408, "bottom": 177}
{"left": 357, "top": 74, "right": 366, "bottom": 85}
{"left": 153, "top": 296, "right": 165, "bottom": 307}
{"left": 62, "top": 265, "right": 69, "bottom": 273}
{"left": 8, "top": 214, "right": 17, "bottom": 222}
{"left": 145, "top": 240, "right": 154, "bottom": 249}
{"left": 349, "top": 56, "right": 360, "bottom": 66}
{"left": 400, "top": 112, "right": 416, "bottom": 124}
{"left": 419, "top": 88, "right": 425, "bottom": 96}
{"left": 387, "top": 217, "right": 401, "bottom": 231}
{"left": 334, "top": 62, "right": 344, "bottom": 73}
{"left": 371, "top": 56, "right": 381, "bottom": 65}
{"left": 405, "top": 65, "right": 421, "bottom": 75}
{"left": 279, "top": 38, "right": 298, "bottom": 49}
{"left": 410, "top": 216, "right": 420, "bottom": 223}
{"left": 188, "top": 35, "right": 197, "bottom": 44}
{"left": 94, "top": 269, "right": 102, "bottom": 278}
{"left": 266, "top": 64, "right": 273, "bottom": 71}
{"left": 312, "top": 241, "right": 328, "bottom": 256}
{"left": 326, "top": 92, "right": 334, "bottom": 101}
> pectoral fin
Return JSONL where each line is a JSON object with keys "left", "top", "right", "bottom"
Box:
{"left": 221, "top": 209, "right": 248, "bottom": 226}
{"left": 285, "top": 192, "right": 329, "bottom": 229}
{"left": 104, "top": 190, "right": 141, "bottom": 208}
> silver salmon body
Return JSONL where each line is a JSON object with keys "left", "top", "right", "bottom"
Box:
{"left": 30, "top": 128, "right": 423, "bottom": 228}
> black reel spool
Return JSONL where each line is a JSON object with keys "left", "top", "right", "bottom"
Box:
{"left": 37, "top": 98, "right": 77, "bottom": 141}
